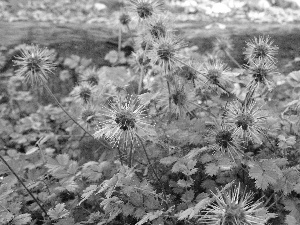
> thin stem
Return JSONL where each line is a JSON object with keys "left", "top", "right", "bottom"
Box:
{"left": 0, "top": 154, "right": 48, "bottom": 217}
{"left": 128, "top": 136, "right": 133, "bottom": 167}
{"left": 44, "top": 84, "right": 93, "bottom": 138}
{"left": 176, "top": 58, "right": 243, "bottom": 103}
{"left": 43, "top": 83, "right": 111, "bottom": 150}
{"left": 118, "top": 26, "right": 122, "bottom": 55}
{"left": 117, "top": 146, "right": 124, "bottom": 165}
{"left": 138, "top": 65, "right": 144, "bottom": 94}
{"left": 138, "top": 43, "right": 149, "bottom": 94}
{"left": 126, "top": 24, "right": 135, "bottom": 44}
{"left": 167, "top": 80, "right": 171, "bottom": 113}
{"left": 224, "top": 50, "right": 243, "bottom": 69}
{"left": 135, "top": 134, "right": 169, "bottom": 208}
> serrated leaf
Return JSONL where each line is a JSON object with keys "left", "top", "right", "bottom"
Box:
{"left": 136, "top": 210, "right": 163, "bottom": 225}
{"left": 286, "top": 215, "right": 298, "bottom": 225}
{"left": 177, "top": 197, "right": 211, "bottom": 220}
{"left": 45, "top": 154, "right": 78, "bottom": 180}
{"left": 78, "top": 185, "right": 98, "bottom": 205}
{"left": 177, "top": 179, "right": 193, "bottom": 188}
{"left": 187, "top": 160, "right": 197, "bottom": 171}
{"left": 172, "top": 161, "right": 188, "bottom": 174}
{"left": 25, "top": 147, "right": 39, "bottom": 155}
{"left": 81, "top": 161, "right": 111, "bottom": 182}
{"left": 205, "top": 163, "right": 219, "bottom": 176}
{"left": 45, "top": 154, "right": 69, "bottom": 174}
{"left": 160, "top": 156, "right": 178, "bottom": 165}
{"left": 11, "top": 213, "right": 31, "bottom": 225}
{"left": 0, "top": 211, "right": 14, "bottom": 224}
{"left": 249, "top": 160, "right": 282, "bottom": 190}
{"left": 273, "top": 168, "right": 300, "bottom": 195}
{"left": 48, "top": 203, "right": 70, "bottom": 220}
{"left": 56, "top": 179, "right": 78, "bottom": 192}
{"left": 181, "top": 190, "right": 194, "bottom": 203}
{"left": 53, "top": 218, "right": 75, "bottom": 225}
{"left": 138, "top": 93, "right": 153, "bottom": 105}
{"left": 122, "top": 203, "right": 135, "bottom": 216}
{"left": 134, "top": 207, "right": 146, "bottom": 219}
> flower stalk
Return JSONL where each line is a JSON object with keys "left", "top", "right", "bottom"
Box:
{"left": 175, "top": 58, "right": 243, "bottom": 103}
{"left": 0, "top": 154, "right": 49, "bottom": 217}
{"left": 43, "top": 83, "right": 111, "bottom": 150}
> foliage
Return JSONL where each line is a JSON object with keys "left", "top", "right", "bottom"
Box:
{"left": 1, "top": 1, "right": 300, "bottom": 225}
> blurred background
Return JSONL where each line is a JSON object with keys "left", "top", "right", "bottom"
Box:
{"left": 0, "top": 0, "right": 299, "bottom": 102}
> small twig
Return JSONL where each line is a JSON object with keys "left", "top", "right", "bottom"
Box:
{"left": 0, "top": 154, "right": 48, "bottom": 217}
{"left": 138, "top": 43, "right": 149, "bottom": 94}
{"left": 135, "top": 134, "right": 169, "bottom": 209}
{"left": 167, "top": 80, "right": 172, "bottom": 113}
{"left": 176, "top": 58, "right": 243, "bottom": 103}
{"left": 43, "top": 82, "right": 111, "bottom": 150}
{"left": 128, "top": 138, "right": 133, "bottom": 167}
{"left": 224, "top": 50, "right": 243, "bottom": 69}
{"left": 138, "top": 65, "right": 145, "bottom": 94}
{"left": 126, "top": 24, "right": 135, "bottom": 44}
{"left": 117, "top": 146, "right": 124, "bottom": 166}
{"left": 118, "top": 26, "right": 122, "bottom": 56}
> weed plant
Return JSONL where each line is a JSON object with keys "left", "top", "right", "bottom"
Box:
{"left": 1, "top": 0, "right": 300, "bottom": 224}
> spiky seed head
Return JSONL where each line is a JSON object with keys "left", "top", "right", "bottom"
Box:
{"left": 119, "top": 12, "right": 131, "bottom": 26}
{"left": 135, "top": 32, "right": 153, "bottom": 51}
{"left": 80, "top": 67, "right": 100, "bottom": 86}
{"left": 129, "top": 51, "right": 151, "bottom": 73}
{"left": 172, "top": 88, "right": 187, "bottom": 106}
{"left": 199, "top": 183, "right": 275, "bottom": 225}
{"left": 246, "top": 58, "right": 278, "bottom": 91}
{"left": 157, "top": 80, "right": 196, "bottom": 118}
{"left": 177, "top": 65, "right": 197, "bottom": 81}
{"left": 150, "top": 22, "right": 166, "bottom": 39}
{"left": 79, "top": 104, "right": 99, "bottom": 130}
{"left": 224, "top": 100, "right": 268, "bottom": 144}
{"left": 149, "top": 33, "right": 185, "bottom": 73}
{"left": 94, "top": 95, "right": 153, "bottom": 148}
{"left": 115, "top": 111, "right": 136, "bottom": 130}
{"left": 71, "top": 82, "right": 96, "bottom": 104}
{"left": 145, "top": 15, "right": 171, "bottom": 40}
{"left": 202, "top": 60, "right": 230, "bottom": 93}
{"left": 215, "top": 130, "right": 233, "bottom": 149}
{"left": 244, "top": 36, "right": 278, "bottom": 63}
{"left": 14, "top": 45, "right": 56, "bottom": 86}
{"left": 213, "top": 36, "right": 233, "bottom": 56}
{"left": 128, "top": 0, "right": 164, "bottom": 20}
{"left": 208, "top": 123, "right": 242, "bottom": 159}
{"left": 81, "top": 108, "right": 97, "bottom": 124}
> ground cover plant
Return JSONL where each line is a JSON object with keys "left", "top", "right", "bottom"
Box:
{"left": 1, "top": 0, "right": 300, "bottom": 225}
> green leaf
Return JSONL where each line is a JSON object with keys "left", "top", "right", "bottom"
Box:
{"left": 0, "top": 210, "right": 14, "bottom": 224}
{"left": 176, "top": 197, "right": 211, "bottom": 220}
{"left": 249, "top": 160, "right": 282, "bottom": 190}
{"left": 81, "top": 161, "right": 111, "bottom": 181}
{"left": 138, "top": 93, "right": 153, "bottom": 105}
{"left": 136, "top": 210, "right": 163, "bottom": 225}
{"left": 181, "top": 190, "right": 194, "bottom": 203}
{"left": 273, "top": 168, "right": 300, "bottom": 195}
{"left": 286, "top": 215, "right": 298, "bottom": 225}
{"left": 45, "top": 154, "right": 78, "bottom": 181}
{"left": 78, "top": 185, "right": 98, "bottom": 205}
{"left": 283, "top": 198, "right": 300, "bottom": 224}
{"left": 48, "top": 203, "right": 70, "bottom": 220}
{"left": 122, "top": 203, "right": 135, "bottom": 216}
{"left": 205, "top": 163, "right": 219, "bottom": 176}
{"left": 177, "top": 179, "right": 193, "bottom": 188}
{"left": 160, "top": 156, "right": 178, "bottom": 165}
{"left": 11, "top": 213, "right": 32, "bottom": 225}
{"left": 53, "top": 218, "right": 75, "bottom": 225}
